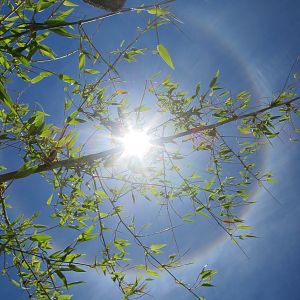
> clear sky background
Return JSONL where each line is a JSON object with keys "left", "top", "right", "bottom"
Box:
{"left": 1, "top": 0, "right": 300, "bottom": 299}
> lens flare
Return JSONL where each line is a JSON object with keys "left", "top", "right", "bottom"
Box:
{"left": 121, "top": 129, "right": 151, "bottom": 158}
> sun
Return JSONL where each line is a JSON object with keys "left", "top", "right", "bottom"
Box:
{"left": 121, "top": 128, "right": 152, "bottom": 159}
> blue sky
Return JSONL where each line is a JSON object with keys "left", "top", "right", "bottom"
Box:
{"left": 1, "top": 0, "right": 300, "bottom": 299}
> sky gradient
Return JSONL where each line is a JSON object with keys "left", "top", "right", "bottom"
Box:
{"left": 1, "top": 0, "right": 300, "bottom": 299}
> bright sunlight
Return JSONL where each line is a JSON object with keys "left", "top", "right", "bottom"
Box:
{"left": 121, "top": 128, "right": 152, "bottom": 158}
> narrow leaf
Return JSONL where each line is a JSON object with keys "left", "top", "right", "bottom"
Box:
{"left": 47, "top": 194, "right": 53, "bottom": 206}
{"left": 79, "top": 52, "right": 86, "bottom": 70}
{"left": 157, "top": 44, "right": 175, "bottom": 70}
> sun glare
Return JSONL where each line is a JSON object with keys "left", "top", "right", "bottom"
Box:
{"left": 121, "top": 129, "right": 151, "bottom": 158}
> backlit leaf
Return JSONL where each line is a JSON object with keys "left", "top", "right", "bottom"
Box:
{"left": 157, "top": 44, "right": 175, "bottom": 70}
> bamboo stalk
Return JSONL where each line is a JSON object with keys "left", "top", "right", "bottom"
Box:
{"left": 0, "top": 97, "right": 298, "bottom": 183}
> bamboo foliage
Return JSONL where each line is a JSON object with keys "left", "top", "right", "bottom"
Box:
{"left": 0, "top": 1, "right": 299, "bottom": 299}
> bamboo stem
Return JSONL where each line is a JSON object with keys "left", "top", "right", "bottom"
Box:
{"left": 0, "top": 97, "right": 299, "bottom": 183}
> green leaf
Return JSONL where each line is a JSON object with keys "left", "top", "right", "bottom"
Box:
{"left": 135, "top": 265, "right": 146, "bottom": 270}
{"left": 66, "top": 281, "right": 84, "bottom": 287}
{"left": 150, "top": 244, "right": 166, "bottom": 252}
{"left": 57, "top": 8, "right": 74, "bottom": 20}
{"left": 201, "top": 282, "right": 214, "bottom": 287}
{"left": 79, "top": 52, "right": 86, "bottom": 70}
{"left": 59, "top": 74, "right": 78, "bottom": 85}
{"left": 47, "top": 194, "right": 53, "bottom": 206}
{"left": 95, "top": 190, "right": 109, "bottom": 199}
{"left": 195, "top": 205, "right": 209, "bottom": 217}
{"left": 30, "top": 234, "right": 52, "bottom": 243}
{"left": 238, "top": 127, "right": 251, "bottom": 135}
{"left": 124, "top": 48, "right": 146, "bottom": 62}
{"left": 147, "top": 7, "right": 169, "bottom": 16}
{"left": 209, "top": 70, "right": 219, "bottom": 89}
{"left": 31, "top": 71, "right": 53, "bottom": 84}
{"left": 200, "top": 269, "right": 217, "bottom": 280}
{"left": 64, "top": 99, "right": 73, "bottom": 110}
{"left": 66, "top": 110, "right": 79, "bottom": 123}
{"left": 77, "top": 225, "right": 98, "bottom": 242}
{"left": 33, "top": 224, "right": 47, "bottom": 229}
{"left": 204, "top": 177, "right": 215, "bottom": 190}
{"left": 55, "top": 270, "right": 68, "bottom": 287}
{"left": 69, "top": 264, "right": 86, "bottom": 272}
{"left": 84, "top": 68, "right": 100, "bottom": 74}
{"left": 68, "top": 118, "right": 86, "bottom": 124}
{"left": 11, "top": 279, "right": 20, "bottom": 288}
{"left": 38, "top": 44, "right": 55, "bottom": 59}
{"left": 0, "top": 82, "right": 16, "bottom": 115}
{"left": 50, "top": 28, "right": 76, "bottom": 38}
{"left": 157, "top": 44, "right": 175, "bottom": 70}
{"left": 237, "top": 225, "right": 252, "bottom": 230}
{"left": 63, "top": 0, "right": 78, "bottom": 6}
{"left": 58, "top": 295, "right": 72, "bottom": 300}
{"left": 37, "top": 0, "right": 56, "bottom": 11}
{"left": 146, "top": 269, "right": 159, "bottom": 277}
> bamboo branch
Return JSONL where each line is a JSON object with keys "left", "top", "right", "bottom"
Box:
{"left": 0, "top": 97, "right": 299, "bottom": 183}
{"left": 0, "top": 147, "right": 122, "bottom": 183}
{"left": 0, "top": 0, "right": 174, "bottom": 42}
{"left": 159, "top": 96, "right": 300, "bottom": 142}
